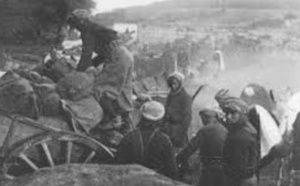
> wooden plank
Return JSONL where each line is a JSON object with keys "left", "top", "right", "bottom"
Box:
{"left": 66, "top": 141, "right": 73, "bottom": 164}
{"left": 84, "top": 151, "right": 96, "bottom": 164}
{"left": 19, "top": 153, "right": 39, "bottom": 171}
{"left": 41, "top": 142, "right": 54, "bottom": 167}
{"left": 0, "top": 118, "right": 17, "bottom": 156}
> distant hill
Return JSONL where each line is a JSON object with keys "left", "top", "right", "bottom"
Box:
{"left": 135, "top": 0, "right": 300, "bottom": 10}
{"left": 95, "top": 0, "right": 300, "bottom": 24}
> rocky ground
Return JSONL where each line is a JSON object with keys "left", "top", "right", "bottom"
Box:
{"left": 1, "top": 164, "right": 189, "bottom": 186}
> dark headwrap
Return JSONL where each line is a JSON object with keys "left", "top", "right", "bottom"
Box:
{"left": 215, "top": 89, "right": 249, "bottom": 114}
{"left": 222, "top": 97, "right": 249, "bottom": 114}
{"left": 215, "top": 89, "right": 231, "bottom": 107}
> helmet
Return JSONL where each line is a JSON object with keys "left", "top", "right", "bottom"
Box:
{"left": 141, "top": 101, "right": 165, "bottom": 121}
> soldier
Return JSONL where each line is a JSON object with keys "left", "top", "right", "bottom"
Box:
{"left": 67, "top": 9, "right": 119, "bottom": 71}
{"left": 91, "top": 44, "right": 134, "bottom": 132}
{"left": 68, "top": 10, "right": 134, "bottom": 131}
{"left": 218, "top": 97, "right": 259, "bottom": 186}
{"left": 116, "top": 101, "right": 178, "bottom": 179}
{"left": 177, "top": 108, "right": 228, "bottom": 186}
{"left": 163, "top": 72, "right": 193, "bottom": 149}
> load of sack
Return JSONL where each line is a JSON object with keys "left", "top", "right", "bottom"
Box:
{"left": 0, "top": 57, "right": 103, "bottom": 133}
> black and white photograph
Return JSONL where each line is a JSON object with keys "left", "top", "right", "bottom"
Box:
{"left": 0, "top": 0, "right": 299, "bottom": 185}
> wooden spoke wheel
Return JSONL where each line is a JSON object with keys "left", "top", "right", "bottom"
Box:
{"left": 1, "top": 131, "right": 115, "bottom": 178}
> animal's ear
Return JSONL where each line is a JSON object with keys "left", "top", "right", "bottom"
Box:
{"left": 269, "top": 89, "right": 276, "bottom": 103}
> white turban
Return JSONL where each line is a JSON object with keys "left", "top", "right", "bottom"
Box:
{"left": 141, "top": 101, "right": 165, "bottom": 121}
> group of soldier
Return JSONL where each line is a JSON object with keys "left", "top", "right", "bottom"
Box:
{"left": 67, "top": 9, "right": 259, "bottom": 186}
{"left": 116, "top": 72, "right": 259, "bottom": 186}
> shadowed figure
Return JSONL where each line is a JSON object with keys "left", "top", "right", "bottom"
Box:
{"left": 177, "top": 108, "right": 228, "bottom": 186}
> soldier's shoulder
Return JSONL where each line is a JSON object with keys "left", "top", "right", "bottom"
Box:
{"left": 182, "top": 88, "right": 192, "bottom": 96}
{"left": 203, "top": 122, "right": 228, "bottom": 133}
{"left": 113, "top": 46, "right": 134, "bottom": 63}
{"left": 235, "top": 125, "right": 257, "bottom": 141}
{"left": 179, "top": 89, "right": 193, "bottom": 101}
{"left": 114, "top": 46, "right": 130, "bottom": 54}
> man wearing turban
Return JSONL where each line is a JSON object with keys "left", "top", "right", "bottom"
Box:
{"left": 163, "top": 72, "right": 193, "bottom": 149}
{"left": 215, "top": 91, "right": 259, "bottom": 186}
{"left": 117, "top": 101, "right": 178, "bottom": 179}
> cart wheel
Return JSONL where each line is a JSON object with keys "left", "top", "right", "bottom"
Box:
{"left": 1, "top": 131, "right": 115, "bottom": 178}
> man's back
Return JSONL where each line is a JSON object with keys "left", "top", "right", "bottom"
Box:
{"left": 76, "top": 18, "right": 119, "bottom": 71}
{"left": 177, "top": 115, "right": 228, "bottom": 186}
{"left": 93, "top": 47, "right": 133, "bottom": 104}
{"left": 224, "top": 122, "right": 258, "bottom": 181}
{"left": 199, "top": 122, "right": 228, "bottom": 157}
{"left": 117, "top": 126, "right": 177, "bottom": 179}
{"left": 178, "top": 121, "right": 227, "bottom": 159}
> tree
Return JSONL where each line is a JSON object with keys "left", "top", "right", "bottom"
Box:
{"left": 0, "top": 0, "right": 96, "bottom": 45}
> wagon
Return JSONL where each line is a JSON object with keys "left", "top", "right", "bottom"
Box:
{"left": 0, "top": 111, "right": 115, "bottom": 179}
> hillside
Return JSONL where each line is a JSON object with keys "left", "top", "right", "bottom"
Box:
{"left": 96, "top": 0, "right": 300, "bottom": 24}
{"left": 125, "top": 0, "right": 300, "bottom": 11}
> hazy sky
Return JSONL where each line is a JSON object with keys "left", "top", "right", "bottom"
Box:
{"left": 94, "top": 0, "right": 167, "bottom": 13}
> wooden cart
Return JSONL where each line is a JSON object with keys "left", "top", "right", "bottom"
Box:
{"left": 0, "top": 112, "right": 114, "bottom": 179}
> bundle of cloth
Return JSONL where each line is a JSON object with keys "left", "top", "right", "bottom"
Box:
{"left": 0, "top": 58, "right": 103, "bottom": 134}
